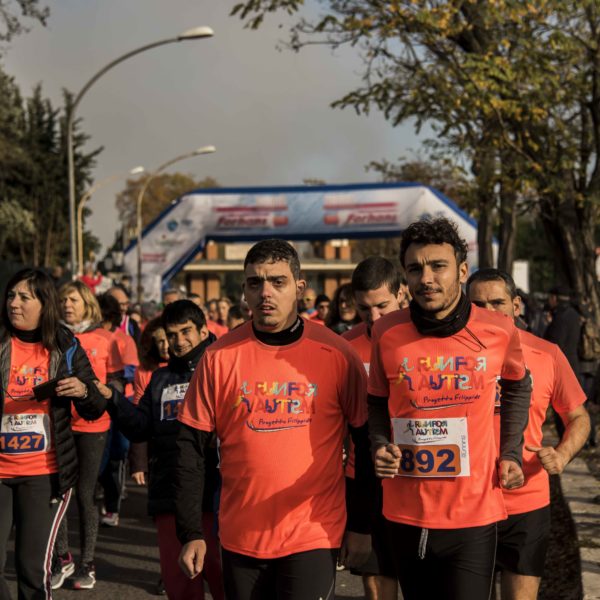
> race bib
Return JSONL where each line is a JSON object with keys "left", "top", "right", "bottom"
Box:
{"left": 391, "top": 417, "right": 470, "bottom": 477}
{"left": 0, "top": 413, "right": 50, "bottom": 454}
{"left": 160, "top": 383, "right": 189, "bottom": 421}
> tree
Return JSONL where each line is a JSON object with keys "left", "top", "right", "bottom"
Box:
{"left": 0, "top": 72, "right": 101, "bottom": 268}
{"left": 115, "top": 173, "right": 219, "bottom": 241}
{"left": 231, "top": 1, "right": 600, "bottom": 314}
{"left": 0, "top": 0, "right": 48, "bottom": 44}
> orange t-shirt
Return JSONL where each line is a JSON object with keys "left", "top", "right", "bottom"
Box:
{"left": 497, "top": 330, "right": 585, "bottom": 515}
{"left": 109, "top": 329, "right": 139, "bottom": 399}
{"left": 70, "top": 328, "right": 117, "bottom": 433}
{"left": 133, "top": 362, "right": 168, "bottom": 405}
{"left": 178, "top": 319, "right": 367, "bottom": 559}
{"left": 0, "top": 338, "right": 58, "bottom": 477}
{"left": 207, "top": 320, "right": 229, "bottom": 339}
{"left": 342, "top": 322, "right": 372, "bottom": 479}
{"left": 368, "top": 305, "right": 526, "bottom": 529}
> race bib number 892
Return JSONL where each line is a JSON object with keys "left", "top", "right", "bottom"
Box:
{"left": 391, "top": 417, "right": 470, "bottom": 478}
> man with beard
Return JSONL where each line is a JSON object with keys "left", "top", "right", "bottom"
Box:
{"left": 368, "top": 218, "right": 531, "bottom": 600}
{"left": 176, "top": 239, "right": 374, "bottom": 600}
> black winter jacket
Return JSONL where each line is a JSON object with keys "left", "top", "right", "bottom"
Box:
{"left": 106, "top": 334, "right": 219, "bottom": 516}
{"left": 0, "top": 327, "right": 107, "bottom": 496}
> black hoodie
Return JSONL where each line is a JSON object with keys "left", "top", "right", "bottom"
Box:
{"left": 106, "top": 333, "right": 219, "bottom": 515}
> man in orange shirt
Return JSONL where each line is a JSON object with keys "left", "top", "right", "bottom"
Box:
{"left": 368, "top": 218, "right": 532, "bottom": 600}
{"left": 344, "top": 257, "right": 403, "bottom": 600}
{"left": 175, "top": 239, "right": 374, "bottom": 600}
{"left": 467, "top": 268, "right": 590, "bottom": 600}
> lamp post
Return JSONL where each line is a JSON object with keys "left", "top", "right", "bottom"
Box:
{"left": 136, "top": 145, "right": 216, "bottom": 304}
{"left": 67, "top": 26, "right": 214, "bottom": 278}
{"left": 77, "top": 166, "right": 145, "bottom": 276}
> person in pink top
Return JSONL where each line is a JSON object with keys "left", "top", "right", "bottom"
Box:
{"left": 78, "top": 264, "right": 103, "bottom": 295}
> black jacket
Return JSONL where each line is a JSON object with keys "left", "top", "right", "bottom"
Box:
{"left": 106, "top": 334, "right": 219, "bottom": 516}
{"left": 0, "top": 327, "right": 107, "bottom": 496}
{"left": 544, "top": 301, "right": 582, "bottom": 375}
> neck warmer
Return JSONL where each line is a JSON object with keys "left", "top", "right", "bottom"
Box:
{"left": 12, "top": 327, "right": 43, "bottom": 343}
{"left": 253, "top": 317, "right": 304, "bottom": 346}
{"left": 409, "top": 292, "right": 472, "bottom": 338}
{"left": 61, "top": 319, "right": 94, "bottom": 334}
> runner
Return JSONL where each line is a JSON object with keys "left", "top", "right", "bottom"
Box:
{"left": 467, "top": 268, "right": 590, "bottom": 600}
{"left": 98, "top": 300, "right": 224, "bottom": 600}
{"left": 0, "top": 269, "right": 106, "bottom": 600}
{"left": 176, "top": 239, "right": 374, "bottom": 600}
{"left": 52, "top": 281, "right": 118, "bottom": 590}
{"left": 344, "top": 257, "right": 402, "bottom": 600}
{"left": 368, "top": 218, "right": 532, "bottom": 600}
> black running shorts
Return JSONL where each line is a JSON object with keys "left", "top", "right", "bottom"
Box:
{"left": 385, "top": 519, "right": 497, "bottom": 600}
{"left": 495, "top": 505, "right": 551, "bottom": 577}
{"left": 221, "top": 547, "right": 338, "bottom": 600}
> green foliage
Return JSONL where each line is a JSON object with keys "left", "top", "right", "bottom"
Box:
{"left": 0, "top": 67, "right": 101, "bottom": 268}
{"left": 232, "top": 0, "right": 600, "bottom": 313}
{"left": 0, "top": 0, "right": 49, "bottom": 44}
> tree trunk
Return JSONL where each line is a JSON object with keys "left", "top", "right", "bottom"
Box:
{"left": 540, "top": 192, "right": 600, "bottom": 321}
{"left": 497, "top": 181, "right": 517, "bottom": 274}
{"left": 472, "top": 147, "right": 496, "bottom": 269}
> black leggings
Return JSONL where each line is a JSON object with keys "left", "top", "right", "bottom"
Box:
{"left": 55, "top": 431, "right": 107, "bottom": 564}
{"left": 221, "top": 547, "right": 338, "bottom": 600}
{"left": 385, "top": 520, "right": 497, "bottom": 600}
{"left": 0, "top": 474, "right": 71, "bottom": 600}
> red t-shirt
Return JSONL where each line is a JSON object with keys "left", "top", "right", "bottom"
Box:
{"left": 0, "top": 338, "right": 58, "bottom": 477}
{"left": 368, "top": 305, "right": 526, "bottom": 529}
{"left": 178, "top": 319, "right": 367, "bottom": 559}
{"left": 342, "top": 322, "right": 372, "bottom": 479}
{"left": 498, "top": 330, "right": 585, "bottom": 515}
{"left": 109, "top": 329, "right": 139, "bottom": 399}
{"left": 133, "top": 362, "right": 168, "bottom": 405}
{"left": 70, "top": 328, "right": 117, "bottom": 433}
{"left": 207, "top": 320, "right": 229, "bottom": 339}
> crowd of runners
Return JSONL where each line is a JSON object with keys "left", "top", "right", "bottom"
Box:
{"left": 0, "top": 217, "right": 592, "bottom": 600}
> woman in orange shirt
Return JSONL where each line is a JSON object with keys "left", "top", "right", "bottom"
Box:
{"left": 0, "top": 269, "right": 105, "bottom": 600}
{"left": 50, "top": 281, "right": 118, "bottom": 591}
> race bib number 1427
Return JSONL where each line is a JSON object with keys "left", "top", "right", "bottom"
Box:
{"left": 391, "top": 417, "right": 470, "bottom": 477}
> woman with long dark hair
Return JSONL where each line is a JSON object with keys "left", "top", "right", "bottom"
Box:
{"left": 0, "top": 269, "right": 106, "bottom": 599}
{"left": 326, "top": 283, "right": 361, "bottom": 334}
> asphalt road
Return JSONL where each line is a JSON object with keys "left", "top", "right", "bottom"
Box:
{"left": 5, "top": 482, "right": 376, "bottom": 599}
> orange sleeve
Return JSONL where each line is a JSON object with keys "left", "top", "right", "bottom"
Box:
{"left": 107, "top": 336, "right": 123, "bottom": 372}
{"left": 122, "top": 335, "right": 140, "bottom": 367}
{"left": 551, "top": 346, "right": 587, "bottom": 416}
{"left": 501, "top": 323, "right": 527, "bottom": 381}
{"left": 133, "top": 369, "right": 151, "bottom": 405}
{"left": 178, "top": 352, "right": 216, "bottom": 432}
{"left": 367, "top": 326, "right": 389, "bottom": 397}
{"left": 339, "top": 347, "right": 368, "bottom": 428}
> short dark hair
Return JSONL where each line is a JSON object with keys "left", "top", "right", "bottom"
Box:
{"left": 352, "top": 257, "right": 401, "bottom": 295}
{"left": 2, "top": 268, "right": 62, "bottom": 350}
{"left": 466, "top": 268, "right": 518, "bottom": 299}
{"left": 98, "top": 293, "right": 122, "bottom": 328}
{"left": 162, "top": 299, "right": 206, "bottom": 331}
{"left": 399, "top": 217, "right": 468, "bottom": 267}
{"left": 244, "top": 239, "right": 301, "bottom": 280}
{"left": 315, "top": 294, "right": 330, "bottom": 306}
{"left": 227, "top": 305, "right": 245, "bottom": 321}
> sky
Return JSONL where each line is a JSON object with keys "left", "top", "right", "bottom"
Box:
{"left": 3, "top": 0, "right": 424, "bottom": 253}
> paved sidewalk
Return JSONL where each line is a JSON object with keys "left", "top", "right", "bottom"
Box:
{"left": 562, "top": 457, "right": 600, "bottom": 600}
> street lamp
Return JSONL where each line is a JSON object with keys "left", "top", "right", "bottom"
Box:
{"left": 77, "top": 166, "right": 145, "bottom": 276}
{"left": 136, "top": 145, "right": 216, "bottom": 304}
{"left": 67, "top": 26, "right": 214, "bottom": 277}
